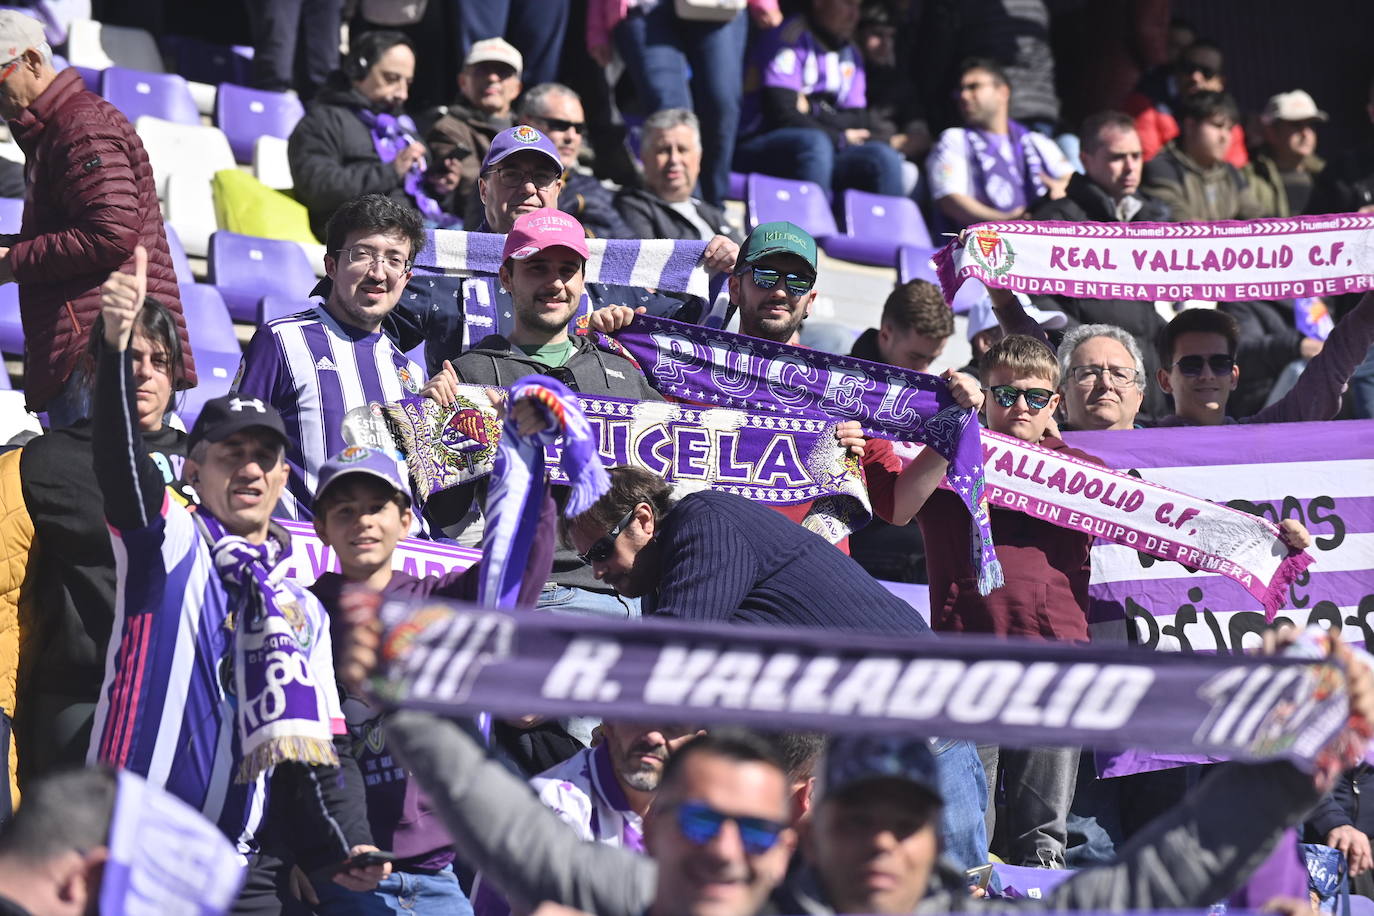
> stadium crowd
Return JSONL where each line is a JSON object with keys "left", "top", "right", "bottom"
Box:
{"left": 0, "top": 1, "right": 1371, "bottom": 915}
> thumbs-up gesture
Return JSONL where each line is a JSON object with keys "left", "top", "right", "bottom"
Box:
{"left": 99, "top": 245, "right": 147, "bottom": 350}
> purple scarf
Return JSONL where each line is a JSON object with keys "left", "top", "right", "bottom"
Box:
{"left": 356, "top": 108, "right": 459, "bottom": 228}
{"left": 197, "top": 512, "right": 338, "bottom": 783}
{"left": 603, "top": 314, "right": 1003, "bottom": 593}
{"left": 479, "top": 377, "right": 609, "bottom": 608}
{"left": 964, "top": 120, "right": 1046, "bottom": 213}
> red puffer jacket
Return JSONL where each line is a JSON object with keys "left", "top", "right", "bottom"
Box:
{"left": 7, "top": 68, "right": 195, "bottom": 410}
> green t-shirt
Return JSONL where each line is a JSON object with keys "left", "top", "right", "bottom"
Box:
{"left": 516, "top": 339, "right": 576, "bottom": 368}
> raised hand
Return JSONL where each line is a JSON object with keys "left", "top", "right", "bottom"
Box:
{"left": 99, "top": 244, "right": 148, "bottom": 350}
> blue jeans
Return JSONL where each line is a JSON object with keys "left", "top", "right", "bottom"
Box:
{"left": 313, "top": 865, "right": 471, "bottom": 916}
{"left": 44, "top": 367, "right": 90, "bottom": 429}
{"left": 455, "top": 0, "right": 569, "bottom": 86}
{"left": 537, "top": 584, "right": 642, "bottom": 620}
{"left": 932, "top": 736, "right": 991, "bottom": 871}
{"left": 613, "top": 5, "right": 747, "bottom": 207}
{"left": 735, "top": 128, "right": 905, "bottom": 198}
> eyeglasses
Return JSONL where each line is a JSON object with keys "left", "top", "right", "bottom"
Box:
{"left": 0, "top": 55, "right": 22, "bottom": 85}
{"left": 1177, "top": 62, "right": 1220, "bottom": 80}
{"left": 745, "top": 265, "right": 815, "bottom": 296}
{"left": 987, "top": 385, "right": 1055, "bottom": 410}
{"left": 577, "top": 506, "right": 638, "bottom": 565}
{"left": 335, "top": 246, "right": 412, "bottom": 275}
{"left": 536, "top": 117, "right": 585, "bottom": 134}
{"left": 1171, "top": 354, "right": 1235, "bottom": 377}
{"left": 1068, "top": 365, "right": 1141, "bottom": 388}
{"left": 487, "top": 165, "right": 562, "bottom": 189}
{"left": 675, "top": 801, "right": 786, "bottom": 856}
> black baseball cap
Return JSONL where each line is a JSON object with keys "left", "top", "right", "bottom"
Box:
{"left": 187, "top": 395, "right": 290, "bottom": 455}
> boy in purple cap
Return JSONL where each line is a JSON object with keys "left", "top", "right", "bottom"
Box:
{"left": 307, "top": 442, "right": 555, "bottom": 913}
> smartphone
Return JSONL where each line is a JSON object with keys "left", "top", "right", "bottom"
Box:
{"left": 337, "top": 850, "right": 397, "bottom": 873}
{"left": 965, "top": 864, "right": 994, "bottom": 891}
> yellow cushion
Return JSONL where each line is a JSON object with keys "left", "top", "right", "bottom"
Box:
{"left": 211, "top": 170, "right": 319, "bottom": 244}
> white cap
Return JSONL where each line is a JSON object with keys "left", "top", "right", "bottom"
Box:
{"left": 966, "top": 293, "right": 1067, "bottom": 341}
{"left": 464, "top": 37, "right": 522, "bottom": 77}
{"left": 1262, "top": 90, "right": 1328, "bottom": 124}
{"left": 0, "top": 10, "right": 44, "bottom": 61}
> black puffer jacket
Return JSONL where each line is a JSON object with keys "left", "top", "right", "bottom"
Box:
{"left": 1029, "top": 174, "right": 1172, "bottom": 424}
{"left": 453, "top": 333, "right": 665, "bottom": 401}
{"left": 288, "top": 84, "right": 413, "bottom": 241}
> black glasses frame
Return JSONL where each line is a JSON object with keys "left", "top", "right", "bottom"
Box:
{"left": 577, "top": 506, "right": 639, "bottom": 565}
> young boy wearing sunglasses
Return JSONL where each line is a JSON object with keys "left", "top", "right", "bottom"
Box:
{"left": 886, "top": 333, "right": 1103, "bottom": 870}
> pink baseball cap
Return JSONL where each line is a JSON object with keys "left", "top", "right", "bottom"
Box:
{"left": 501, "top": 208, "right": 590, "bottom": 261}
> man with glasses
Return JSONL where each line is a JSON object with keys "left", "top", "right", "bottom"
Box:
{"left": 234, "top": 194, "right": 431, "bottom": 521}
{"left": 1156, "top": 298, "right": 1374, "bottom": 426}
{"left": 927, "top": 58, "right": 1073, "bottom": 231}
{"left": 1124, "top": 39, "right": 1248, "bottom": 167}
{"left": 391, "top": 125, "right": 709, "bottom": 376}
{"left": 0, "top": 10, "right": 193, "bottom": 427}
{"left": 517, "top": 82, "right": 631, "bottom": 239}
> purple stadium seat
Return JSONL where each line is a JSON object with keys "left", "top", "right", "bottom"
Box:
{"left": 216, "top": 83, "right": 305, "bottom": 164}
{"left": 258, "top": 295, "right": 316, "bottom": 325}
{"left": 0, "top": 197, "right": 21, "bottom": 236}
{"left": 177, "top": 347, "right": 241, "bottom": 428}
{"left": 897, "top": 245, "right": 939, "bottom": 285}
{"left": 0, "top": 283, "right": 20, "bottom": 355}
{"left": 208, "top": 232, "right": 318, "bottom": 321}
{"left": 161, "top": 35, "right": 253, "bottom": 86}
{"left": 820, "top": 190, "right": 933, "bottom": 267}
{"left": 72, "top": 65, "right": 102, "bottom": 92}
{"left": 164, "top": 224, "right": 196, "bottom": 286}
{"left": 727, "top": 171, "right": 747, "bottom": 201}
{"left": 178, "top": 282, "right": 240, "bottom": 356}
{"left": 746, "top": 174, "right": 836, "bottom": 238}
{"left": 950, "top": 277, "right": 988, "bottom": 316}
{"left": 102, "top": 66, "right": 200, "bottom": 126}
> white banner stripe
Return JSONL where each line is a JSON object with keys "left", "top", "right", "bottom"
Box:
{"left": 1131, "top": 459, "right": 1374, "bottom": 501}
{"left": 1092, "top": 533, "right": 1374, "bottom": 583}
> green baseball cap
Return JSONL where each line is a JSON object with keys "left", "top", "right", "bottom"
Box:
{"left": 739, "top": 221, "right": 818, "bottom": 272}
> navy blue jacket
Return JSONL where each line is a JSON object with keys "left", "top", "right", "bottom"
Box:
{"left": 645, "top": 490, "right": 930, "bottom": 635}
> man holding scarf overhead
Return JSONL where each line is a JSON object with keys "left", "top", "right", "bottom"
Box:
{"left": 88, "top": 256, "right": 385, "bottom": 913}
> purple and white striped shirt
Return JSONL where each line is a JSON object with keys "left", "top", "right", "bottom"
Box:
{"left": 88, "top": 494, "right": 345, "bottom": 856}
{"left": 233, "top": 304, "right": 424, "bottom": 521}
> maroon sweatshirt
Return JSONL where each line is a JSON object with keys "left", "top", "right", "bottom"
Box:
{"left": 916, "top": 435, "right": 1101, "bottom": 641}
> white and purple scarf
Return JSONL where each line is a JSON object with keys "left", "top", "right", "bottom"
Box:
{"left": 965, "top": 120, "right": 1047, "bottom": 214}
{"left": 356, "top": 109, "right": 459, "bottom": 229}
{"left": 935, "top": 212, "right": 1374, "bottom": 304}
{"left": 198, "top": 513, "right": 338, "bottom": 783}
{"left": 479, "top": 377, "right": 609, "bottom": 608}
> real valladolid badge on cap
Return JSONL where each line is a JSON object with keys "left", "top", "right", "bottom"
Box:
{"left": 511, "top": 125, "right": 541, "bottom": 144}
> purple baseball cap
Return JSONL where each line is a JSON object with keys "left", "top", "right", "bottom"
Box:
{"left": 482, "top": 124, "right": 562, "bottom": 173}
{"left": 314, "top": 446, "right": 413, "bottom": 508}
{"left": 501, "top": 208, "right": 590, "bottom": 261}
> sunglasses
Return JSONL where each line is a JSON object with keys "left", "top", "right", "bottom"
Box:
{"left": 577, "top": 506, "right": 638, "bottom": 565}
{"left": 676, "top": 801, "right": 786, "bottom": 856}
{"left": 538, "top": 117, "right": 585, "bottom": 134}
{"left": 1177, "top": 62, "right": 1220, "bottom": 80}
{"left": 746, "top": 265, "right": 815, "bottom": 296}
{"left": 987, "top": 385, "right": 1054, "bottom": 410}
{"left": 1171, "top": 354, "right": 1235, "bottom": 377}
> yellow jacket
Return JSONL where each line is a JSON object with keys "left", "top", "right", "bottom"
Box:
{"left": 0, "top": 447, "right": 27, "bottom": 810}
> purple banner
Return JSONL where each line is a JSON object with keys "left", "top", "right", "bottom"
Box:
{"left": 373, "top": 600, "right": 1359, "bottom": 770}
{"left": 1064, "top": 421, "right": 1374, "bottom": 655}
{"left": 607, "top": 314, "right": 1002, "bottom": 592}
